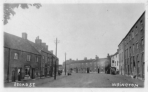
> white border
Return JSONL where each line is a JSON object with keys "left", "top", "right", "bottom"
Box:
{"left": 0, "top": 0, "right": 147, "bottom": 92}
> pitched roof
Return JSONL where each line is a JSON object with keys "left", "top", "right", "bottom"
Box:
{"left": 4, "top": 32, "right": 40, "bottom": 55}
{"left": 29, "top": 40, "right": 53, "bottom": 55}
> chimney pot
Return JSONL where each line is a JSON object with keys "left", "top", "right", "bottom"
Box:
{"left": 22, "top": 33, "right": 27, "bottom": 39}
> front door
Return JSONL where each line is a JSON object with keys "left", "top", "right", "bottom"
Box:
{"left": 32, "top": 68, "right": 35, "bottom": 79}
{"left": 25, "top": 66, "right": 31, "bottom": 79}
{"left": 98, "top": 69, "right": 100, "bottom": 73}
{"left": 12, "top": 70, "right": 15, "bottom": 82}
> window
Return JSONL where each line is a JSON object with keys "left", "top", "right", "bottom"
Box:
{"left": 14, "top": 53, "right": 18, "bottom": 59}
{"left": 135, "top": 26, "right": 138, "bottom": 35}
{"left": 140, "top": 20, "right": 143, "bottom": 25}
{"left": 36, "top": 57, "right": 38, "bottom": 62}
{"left": 112, "top": 60, "right": 114, "bottom": 63}
{"left": 133, "top": 44, "right": 134, "bottom": 54}
{"left": 130, "top": 47, "right": 131, "bottom": 55}
{"left": 42, "top": 56, "right": 44, "bottom": 59}
{"left": 127, "top": 49, "right": 128, "bottom": 58}
{"left": 141, "top": 38, "right": 144, "bottom": 46}
{"left": 132, "top": 31, "right": 134, "bottom": 38}
{"left": 27, "top": 55, "right": 31, "bottom": 61}
{"left": 129, "top": 34, "right": 131, "bottom": 41}
{"left": 136, "top": 42, "right": 139, "bottom": 49}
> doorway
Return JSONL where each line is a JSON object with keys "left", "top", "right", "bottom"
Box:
{"left": 18, "top": 68, "right": 22, "bottom": 81}
{"left": 12, "top": 70, "right": 15, "bottom": 82}
{"left": 31, "top": 68, "right": 35, "bottom": 79}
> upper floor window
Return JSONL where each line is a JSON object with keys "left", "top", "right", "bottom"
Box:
{"left": 140, "top": 20, "right": 143, "bottom": 25}
{"left": 112, "top": 60, "right": 114, "bottom": 63}
{"left": 129, "top": 34, "right": 131, "bottom": 41}
{"left": 141, "top": 38, "right": 144, "bottom": 46}
{"left": 135, "top": 26, "right": 138, "bottom": 35}
{"left": 132, "top": 31, "right": 134, "bottom": 38}
{"left": 127, "top": 49, "right": 128, "bottom": 58}
{"left": 36, "top": 57, "right": 38, "bottom": 62}
{"left": 27, "top": 55, "right": 31, "bottom": 61}
{"left": 133, "top": 44, "right": 135, "bottom": 54}
{"left": 14, "top": 53, "right": 18, "bottom": 59}
{"left": 136, "top": 42, "right": 139, "bottom": 49}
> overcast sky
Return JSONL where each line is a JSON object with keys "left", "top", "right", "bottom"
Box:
{"left": 4, "top": 3, "right": 144, "bottom": 64}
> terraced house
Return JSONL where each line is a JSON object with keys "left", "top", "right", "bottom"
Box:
{"left": 118, "top": 11, "right": 145, "bottom": 79}
{"left": 4, "top": 32, "right": 58, "bottom": 82}
{"left": 63, "top": 54, "right": 111, "bottom": 74}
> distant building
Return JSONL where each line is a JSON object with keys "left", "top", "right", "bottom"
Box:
{"left": 63, "top": 55, "right": 111, "bottom": 74}
{"left": 110, "top": 51, "right": 119, "bottom": 74}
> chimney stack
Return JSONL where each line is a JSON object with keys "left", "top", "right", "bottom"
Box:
{"left": 95, "top": 55, "right": 99, "bottom": 60}
{"left": 50, "top": 50, "right": 53, "bottom": 54}
{"left": 22, "top": 33, "right": 27, "bottom": 39}
{"left": 42, "top": 42, "right": 46, "bottom": 49}
{"left": 35, "top": 36, "right": 42, "bottom": 46}
{"left": 84, "top": 57, "right": 87, "bottom": 60}
{"left": 46, "top": 45, "right": 48, "bottom": 50}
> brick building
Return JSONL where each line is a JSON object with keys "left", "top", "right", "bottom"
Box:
{"left": 63, "top": 55, "right": 111, "bottom": 74}
{"left": 4, "top": 32, "right": 58, "bottom": 82}
{"left": 118, "top": 12, "right": 145, "bottom": 79}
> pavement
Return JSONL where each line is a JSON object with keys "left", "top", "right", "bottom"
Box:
{"left": 4, "top": 75, "right": 66, "bottom": 88}
{"left": 4, "top": 73, "right": 144, "bottom": 88}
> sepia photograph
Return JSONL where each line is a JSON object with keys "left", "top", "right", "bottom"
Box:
{"left": 2, "top": 0, "right": 147, "bottom": 90}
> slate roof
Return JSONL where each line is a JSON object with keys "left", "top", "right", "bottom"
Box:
{"left": 99, "top": 58, "right": 110, "bottom": 62}
{"left": 4, "top": 32, "right": 40, "bottom": 55}
{"left": 66, "top": 59, "right": 96, "bottom": 65}
{"left": 29, "top": 40, "right": 53, "bottom": 56}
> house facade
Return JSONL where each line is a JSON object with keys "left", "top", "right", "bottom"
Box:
{"left": 63, "top": 54, "right": 111, "bottom": 74}
{"left": 110, "top": 52, "right": 119, "bottom": 74}
{"left": 118, "top": 41, "right": 125, "bottom": 75}
{"left": 118, "top": 12, "right": 145, "bottom": 79}
{"left": 4, "top": 32, "right": 58, "bottom": 82}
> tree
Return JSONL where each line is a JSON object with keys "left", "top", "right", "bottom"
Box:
{"left": 3, "top": 3, "right": 42, "bottom": 25}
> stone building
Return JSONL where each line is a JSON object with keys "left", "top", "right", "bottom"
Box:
{"left": 4, "top": 32, "right": 58, "bottom": 82}
{"left": 118, "top": 41, "right": 125, "bottom": 75}
{"left": 118, "top": 11, "right": 145, "bottom": 79}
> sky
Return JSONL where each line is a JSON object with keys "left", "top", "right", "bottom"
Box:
{"left": 4, "top": 3, "right": 144, "bottom": 64}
